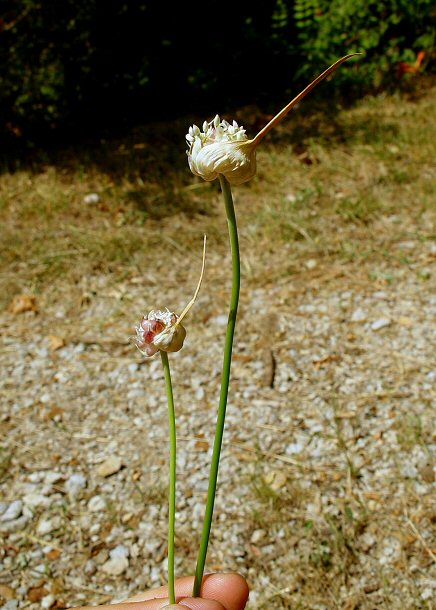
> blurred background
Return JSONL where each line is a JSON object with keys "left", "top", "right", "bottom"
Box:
{"left": 1, "top": 0, "right": 434, "bottom": 148}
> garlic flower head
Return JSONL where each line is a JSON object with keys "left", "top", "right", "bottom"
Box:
{"left": 186, "top": 115, "right": 256, "bottom": 185}
{"left": 134, "top": 309, "right": 186, "bottom": 357}
{"left": 186, "top": 54, "right": 360, "bottom": 185}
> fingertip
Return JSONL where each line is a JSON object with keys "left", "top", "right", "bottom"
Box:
{"left": 222, "top": 573, "right": 249, "bottom": 609}
{"left": 122, "top": 573, "right": 249, "bottom": 609}
{"left": 201, "top": 573, "right": 249, "bottom": 610}
{"left": 232, "top": 573, "right": 250, "bottom": 606}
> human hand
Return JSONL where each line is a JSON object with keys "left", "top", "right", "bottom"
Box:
{"left": 76, "top": 572, "right": 249, "bottom": 609}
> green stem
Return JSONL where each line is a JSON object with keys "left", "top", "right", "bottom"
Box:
{"left": 160, "top": 350, "right": 176, "bottom": 605}
{"left": 193, "top": 175, "right": 240, "bottom": 597}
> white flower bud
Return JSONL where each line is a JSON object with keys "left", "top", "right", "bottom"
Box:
{"left": 189, "top": 139, "right": 257, "bottom": 185}
{"left": 186, "top": 115, "right": 256, "bottom": 185}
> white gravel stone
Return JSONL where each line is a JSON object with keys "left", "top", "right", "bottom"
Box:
{"left": 44, "top": 471, "right": 63, "bottom": 484}
{"left": 250, "top": 529, "right": 266, "bottom": 543}
{"left": 28, "top": 472, "right": 43, "bottom": 483}
{"left": 31, "top": 563, "right": 48, "bottom": 576}
{"left": 195, "top": 387, "right": 205, "bottom": 400}
{"left": 97, "top": 456, "right": 122, "bottom": 477}
{"left": 285, "top": 441, "right": 304, "bottom": 455}
{"left": 379, "top": 537, "right": 402, "bottom": 565}
{"left": 371, "top": 318, "right": 391, "bottom": 331}
{"left": 402, "top": 463, "right": 418, "bottom": 479}
{"left": 36, "top": 516, "right": 61, "bottom": 535}
{"left": 84, "top": 559, "right": 97, "bottom": 576}
{"left": 111, "top": 544, "right": 129, "bottom": 559}
{"left": 88, "top": 495, "right": 107, "bottom": 512}
{"left": 22, "top": 493, "right": 51, "bottom": 508}
{"left": 211, "top": 314, "right": 228, "bottom": 327}
{"left": 421, "top": 588, "right": 434, "bottom": 600}
{"left": 101, "top": 545, "right": 129, "bottom": 575}
{"left": 41, "top": 594, "right": 56, "bottom": 609}
{"left": 0, "top": 500, "right": 22, "bottom": 522}
{"left": 84, "top": 193, "right": 100, "bottom": 204}
{"left": 0, "top": 514, "right": 30, "bottom": 533}
{"left": 351, "top": 308, "right": 366, "bottom": 322}
{"left": 65, "top": 473, "right": 87, "bottom": 498}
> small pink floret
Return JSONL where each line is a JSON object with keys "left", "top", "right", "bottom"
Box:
{"left": 141, "top": 318, "right": 165, "bottom": 344}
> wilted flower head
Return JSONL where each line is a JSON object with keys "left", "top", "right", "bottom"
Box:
{"left": 133, "top": 236, "right": 206, "bottom": 357}
{"left": 186, "top": 54, "right": 359, "bottom": 185}
{"left": 135, "top": 309, "right": 186, "bottom": 357}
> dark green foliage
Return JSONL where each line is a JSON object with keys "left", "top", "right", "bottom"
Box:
{"left": 292, "top": 0, "right": 435, "bottom": 87}
{"left": 0, "top": 0, "right": 434, "bottom": 145}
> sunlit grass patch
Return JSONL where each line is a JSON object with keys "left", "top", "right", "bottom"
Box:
{"left": 1, "top": 84, "right": 435, "bottom": 310}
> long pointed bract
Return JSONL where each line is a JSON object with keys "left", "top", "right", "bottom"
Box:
{"left": 251, "top": 53, "right": 360, "bottom": 146}
{"left": 177, "top": 235, "right": 207, "bottom": 325}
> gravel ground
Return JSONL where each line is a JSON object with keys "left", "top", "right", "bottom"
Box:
{"left": 1, "top": 232, "right": 435, "bottom": 609}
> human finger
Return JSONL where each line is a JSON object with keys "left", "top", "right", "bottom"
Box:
{"left": 77, "top": 600, "right": 171, "bottom": 610}
{"left": 161, "top": 599, "right": 227, "bottom": 610}
{"left": 125, "top": 573, "right": 249, "bottom": 610}
{"left": 78, "top": 594, "right": 230, "bottom": 610}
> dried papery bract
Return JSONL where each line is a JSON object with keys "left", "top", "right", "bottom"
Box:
{"left": 134, "top": 235, "right": 207, "bottom": 357}
{"left": 186, "top": 54, "right": 359, "bottom": 185}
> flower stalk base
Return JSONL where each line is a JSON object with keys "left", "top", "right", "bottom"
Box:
{"left": 161, "top": 351, "right": 177, "bottom": 605}
{"left": 193, "top": 175, "right": 240, "bottom": 597}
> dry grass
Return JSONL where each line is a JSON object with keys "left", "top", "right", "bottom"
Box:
{"left": 1, "top": 84, "right": 435, "bottom": 311}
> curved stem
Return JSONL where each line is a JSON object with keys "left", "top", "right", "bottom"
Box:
{"left": 193, "top": 175, "right": 240, "bottom": 597}
{"left": 160, "top": 350, "right": 176, "bottom": 605}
